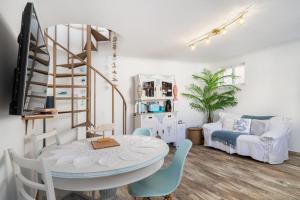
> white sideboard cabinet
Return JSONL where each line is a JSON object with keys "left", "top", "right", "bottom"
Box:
{"left": 134, "top": 112, "right": 177, "bottom": 144}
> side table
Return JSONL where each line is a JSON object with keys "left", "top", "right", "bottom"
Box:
{"left": 187, "top": 127, "right": 203, "bottom": 145}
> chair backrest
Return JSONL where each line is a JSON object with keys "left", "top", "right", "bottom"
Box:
{"left": 8, "top": 149, "right": 56, "bottom": 200}
{"left": 132, "top": 128, "right": 151, "bottom": 136}
{"left": 31, "top": 129, "right": 58, "bottom": 158}
{"left": 55, "top": 130, "right": 78, "bottom": 145}
{"left": 168, "top": 139, "right": 192, "bottom": 188}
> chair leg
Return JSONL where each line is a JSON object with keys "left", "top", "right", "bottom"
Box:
{"left": 92, "top": 191, "right": 96, "bottom": 200}
{"left": 164, "top": 194, "right": 172, "bottom": 200}
{"left": 35, "top": 190, "right": 39, "bottom": 200}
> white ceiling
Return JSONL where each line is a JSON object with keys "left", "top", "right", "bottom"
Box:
{"left": 36, "top": 0, "right": 300, "bottom": 62}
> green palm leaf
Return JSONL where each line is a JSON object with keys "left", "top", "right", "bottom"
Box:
{"left": 182, "top": 68, "right": 241, "bottom": 123}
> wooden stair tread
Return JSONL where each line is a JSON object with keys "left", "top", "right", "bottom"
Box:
{"left": 22, "top": 114, "right": 55, "bottom": 120}
{"left": 52, "top": 73, "right": 86, "bottom": 78}
{"left": 56, "top": 97, "right": 87, "bottom": 100}
{"left": 30, "top": 33, "right": 37, "bottom": 42}
{"left": 30, "top": 42, "right": 47, "bottom": 54}
{"left": 29, "top": 55, "right": 49, "bottom": 66}
{"left": 30, "top": 81, "right": 48, "bottom": 87}
{"left": 27, "top": 68, "right": 49, "bottom": 75}
{"left": 57, "top": 62, "right": 86, "bottom": 68}
{"left": 37, "top": 44, "right": 46, "bottom": 48}
{"left": 58, "top": 109, "right": 86, "bottom": 114}
{"left": 73, "top": 122, "right": 86, "bottom": 128}
{"left": 70, "top": 51, "right": 88, "bottom": 60}
{"left": 84, "top": 42, "right": 97, "bottom": 51}
{"left": 48, "top": 84, "right": 87, "bottom": 88}
{"left": 91, "top": 28, "right": 110, "bottom": 41}
{"left": 27, "top": 94, "right": 45, "bottom": 99}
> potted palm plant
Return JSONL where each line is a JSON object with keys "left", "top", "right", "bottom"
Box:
{"left": 182, "top": 68, "right": 240, "bottom": 123}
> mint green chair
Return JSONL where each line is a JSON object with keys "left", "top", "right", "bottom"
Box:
{"left": 132, "top": 128, "right": 151, "bottom": 136}
{"left": 128, "top": 139, "right": 192, "bottom": 200}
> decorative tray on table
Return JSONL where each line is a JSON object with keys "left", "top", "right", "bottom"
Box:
{"left": 91, "top": 138, "right": 120, "bottom": 150}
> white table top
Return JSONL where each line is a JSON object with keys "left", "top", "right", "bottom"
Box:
{"left": 40, "top": 135, "right": 169, "bottom": 179}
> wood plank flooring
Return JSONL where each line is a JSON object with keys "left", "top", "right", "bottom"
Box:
{"left": 56, "top": 145, "right": 300, "bottom": 200}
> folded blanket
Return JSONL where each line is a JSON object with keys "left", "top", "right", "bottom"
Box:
{"left": 211, "top": 130, "right": 245, "bottom": 148}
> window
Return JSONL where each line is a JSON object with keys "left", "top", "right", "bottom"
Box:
{"left": 234, "top": 64, "right": 245, "bottom": 85}
{"left": 222, "top": 63, "right": 245, "bottom": 85}
{"left": 223, "top": 67, "right": 233, "bottom": 85}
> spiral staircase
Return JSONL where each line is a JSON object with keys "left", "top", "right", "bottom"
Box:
{"left": 44, "top": 24, "right": 127, "bottom": 135}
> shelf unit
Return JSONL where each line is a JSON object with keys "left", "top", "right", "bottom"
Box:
{"left": 134, "top": 74, "right": 177, "bottom": 144}
{"left": 22, "top": 114, "right": 55, "bottom": 120}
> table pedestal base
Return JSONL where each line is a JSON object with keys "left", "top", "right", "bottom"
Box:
{"left": 61, "top": 192, "right": 91, "bottom": 200}
{"left": 99, "top": 188, "right": 118, "bottom": 200}
{"left": 60, "top": 189, "right": 119, "bottom": 200}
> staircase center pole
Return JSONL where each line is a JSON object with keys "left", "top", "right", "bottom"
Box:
{"left": 53, "top": 25, "right": 57, "bottom": 108}
{"left": 112, "top": 86, "right": 115, "bottom": 135}
{"left": 86, "top": 25, "right": 92, "bottom": 134}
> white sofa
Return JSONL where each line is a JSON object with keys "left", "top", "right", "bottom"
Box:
{"left": 203, "top": 112, "right": 291, "bottom": 164}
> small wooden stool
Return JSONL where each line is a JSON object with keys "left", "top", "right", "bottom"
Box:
{"left": 187, "top": 127, "right": 203, "bottom": 145}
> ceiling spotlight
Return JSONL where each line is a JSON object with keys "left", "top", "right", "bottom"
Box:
{"left": 190, "top": 44, "right": 196, "bottom": 51}
{"left": 239, "top": 16, "right": 245, "bottom": 24}
{"left": 205, "top": 37, "right": 211, "bottom": 44}
{"left": 187, "top": 6, "right": 250, "bottom": 48}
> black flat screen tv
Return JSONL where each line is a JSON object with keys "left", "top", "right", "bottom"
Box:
{"left": 9, "top": 3, "right": 50, "bottom": 115}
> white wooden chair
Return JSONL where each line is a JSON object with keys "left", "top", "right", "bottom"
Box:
{"left": 8, "top": 149, "right": 56, "bottom": 200}
{"left": 31, "top": 129, "right": 80, "bottom": 158}
{"left": 55, "top": 130, "right": 79, "bottom": 145}
{"left": 31, "top": 129, "right": 59, "bottom": 158}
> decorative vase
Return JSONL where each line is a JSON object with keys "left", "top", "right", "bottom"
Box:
{"left": 173, "top": 83, "right": 178, "bottom": 101}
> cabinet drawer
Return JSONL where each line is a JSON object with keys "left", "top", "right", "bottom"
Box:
{"left": 140, "top": 115, "right": 158, "bottom": 137}
{"left": 142, "top": 114, "right": 156, "bottom": 121}
{"left": 164, "top": 113, "right": 175, "bottom": 120}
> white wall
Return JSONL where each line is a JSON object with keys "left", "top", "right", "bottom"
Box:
{"left": 0, "top": 0, "right": 39, "bottom": 200}
{"left": 92, "top": 56, "right": 208, "bottom": 135}
{"left": 210, "top": 40, "right": 300, "bottom": 152}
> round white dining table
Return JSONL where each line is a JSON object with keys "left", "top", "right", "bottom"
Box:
{"left": 40, "top": 135, "right": 169, "bottom": 200}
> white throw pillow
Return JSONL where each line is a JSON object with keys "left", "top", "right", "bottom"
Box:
{"left": 219, "top": 112, "right": 241, "bottom": 130}
{"left": 250, "top": 120, "right": 269, "bottom": 136}
{"left": 233, "top": 118, "right": 252, "bottom": 134}
{"left": 222, "top": 118, "right": 235, "bottom": 130}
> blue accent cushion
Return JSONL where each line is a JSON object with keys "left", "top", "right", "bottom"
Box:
{"left": 241, "top": 115, "right": 274, "bottom": 120}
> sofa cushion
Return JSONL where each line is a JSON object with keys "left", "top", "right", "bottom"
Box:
{"left": 241, "top": 115, "right": 274, "bottom": 120}
{"left": 219, "top": 112, "right": 241, "bottom": 130}
{"left": 250, "top": 119, "right": 269, "bottom": 136}
{"left": 233, "top": 118, "right": 252, "bottom": 134}
{"left": 222, "top": 118, "right": 235, "bottom": 130}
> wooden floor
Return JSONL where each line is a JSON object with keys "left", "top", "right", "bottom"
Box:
{"left": 57, "top": 145, "right": 300, "bottom": 200}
